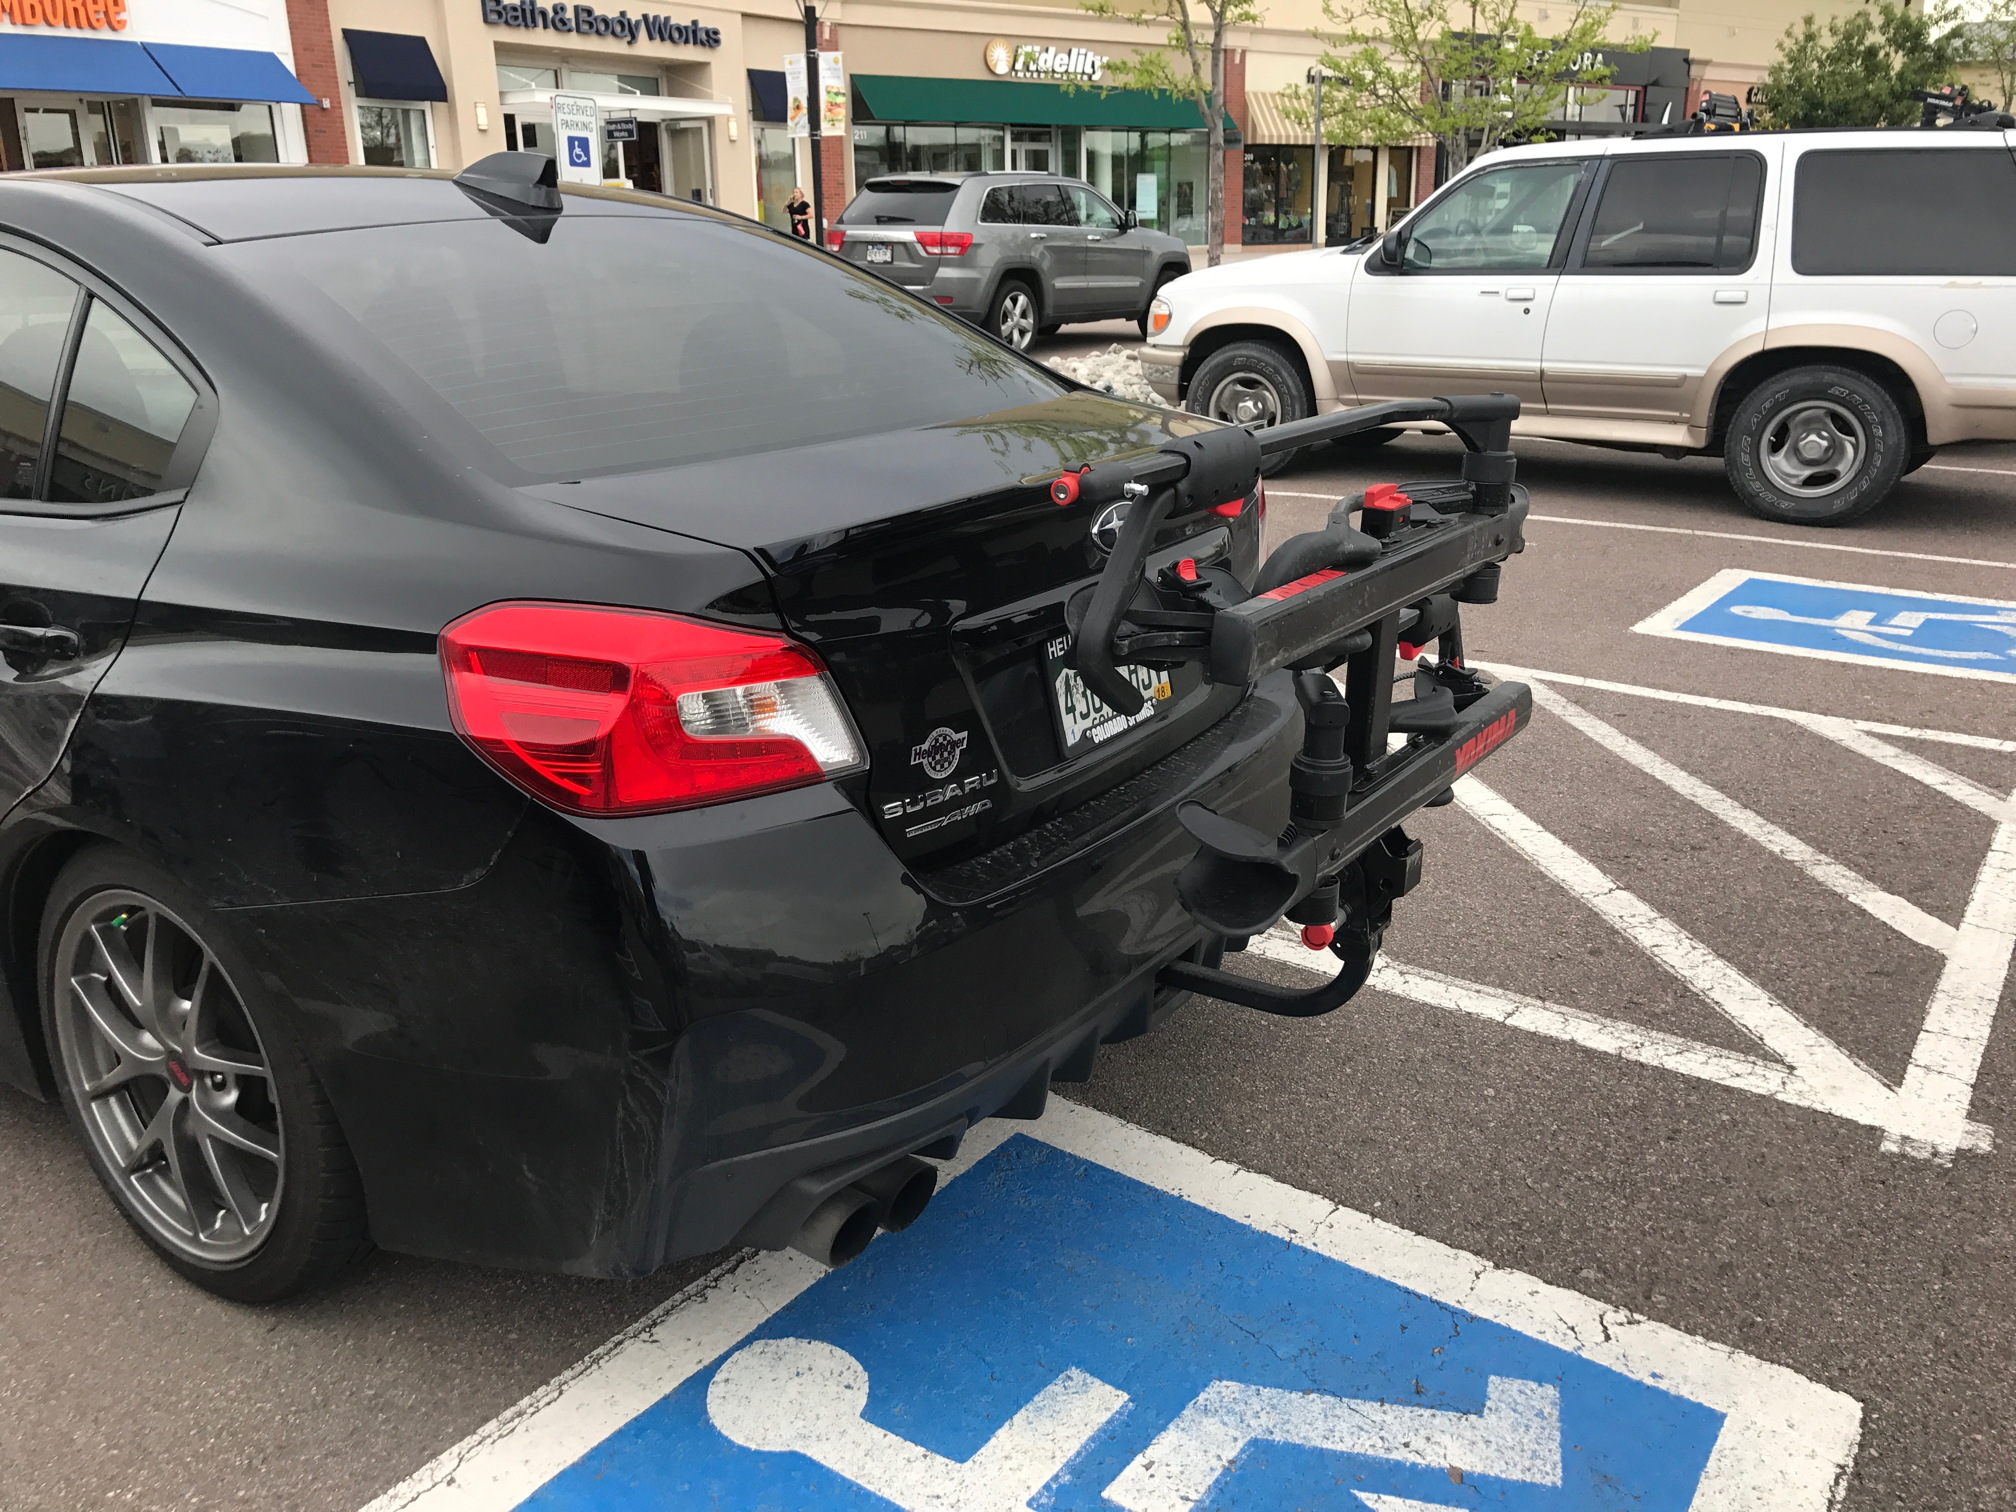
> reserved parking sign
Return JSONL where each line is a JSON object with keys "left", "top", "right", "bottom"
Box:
{"left": 1636, "top": 569, "right": 2016, "bottom": 683}
{"left": 366, "top": 1104, "right": 1858, "bottom": 1512}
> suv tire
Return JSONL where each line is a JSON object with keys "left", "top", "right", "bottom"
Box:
{"left": 1725, "top": 365, "right": 1909, "bottom": 525}
{"left": 1187, "top": 339, "right": 1312, "bottom": 477}
{"left": 40, "top": 847, "right": 370, "bottom": 1302}
{"left": 988, "top": 279, "right": 1040, "bottom": 351}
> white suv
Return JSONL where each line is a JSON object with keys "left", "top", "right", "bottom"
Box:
{"left": 1141, "top": 128, "right": 2016, "bottom": 524}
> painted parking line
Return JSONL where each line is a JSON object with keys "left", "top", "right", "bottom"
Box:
{"left": 1636, "top": 569, "right": 2016, "bottom": 683}
{"left": 363, "top": 1101, "right": 1859, "bottom": 1512}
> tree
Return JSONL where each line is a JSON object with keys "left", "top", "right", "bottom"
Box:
{"left": 1756, "top": 1, "right": 1960, "bottom": 128}
{"left": 1952, "top": 2, "right": 2016, "bottom": 114}
{"left": 1302, "top": 0, "right": 1630, "bottom": 180}
{"left": 1075, "top": 0, "right": 1261, "bottom": 267}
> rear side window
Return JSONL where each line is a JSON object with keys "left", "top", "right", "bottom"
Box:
{"left": 1011, "top": 184, "right": 1074, "bottom": 226}
{"left": 233, "top": 215, "right": 1068, "bottom": 480}
{"left": 49, "top": 301, "right": 198, "bottom": 505}
{"left": 981, "top": 186, "right": 1019, "bottom": 223}
{"left": 0, "top": 249, "right": 77, "bottom": 499}
{"left": 1582, "top": 155, "right": 1762, "bottom": 271}
{"left": 841, "top": 181, "right": 959, "bottom": 226}
{"left": 1794, "top": 149, "right": 2016, "bottom": 276}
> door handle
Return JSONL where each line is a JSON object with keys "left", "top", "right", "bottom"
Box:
{"left": 1505, "top": 287, "right": 1536, "bottom": 301}
{"left": 1030, "top": 231, "right": 1048, "bottom": 240}
{"left": 1087, "top": 234, "right": 1104, "bottom": 242}
{"left": 1714, "top": 289, "right": 1749, "bottom": 304}
{"left": 0, "top": 622, "right": 80, "bottom": 660}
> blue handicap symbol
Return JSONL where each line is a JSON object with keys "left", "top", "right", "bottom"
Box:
{"left": 567, "top": 134, "right": 593, "bottom": 168}
{"left": 1660, "top": 571, "right": 2016, "bottom": 676}
{"left": 520, "top": 1137, "right": 1725, "bottom": 1510}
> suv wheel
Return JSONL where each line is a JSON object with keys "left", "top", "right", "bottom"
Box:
{"left": 989, "top": 280, "right": 1039, "bottom": 351}
{"left": 40, "top": 848, "right": 369, "bottom": 1301}
{"left": 1724, "top": 365, "right": 1908, "bottom": 525}
{"left": 1187, "top": 340, "right": 1312, "bottom": 477}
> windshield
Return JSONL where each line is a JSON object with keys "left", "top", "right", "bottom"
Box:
{"left": 840, "top": 182, "right": 961, "bottom": 226}
{"left": 226, "top": 212, "right": 1063, "bottom": 479}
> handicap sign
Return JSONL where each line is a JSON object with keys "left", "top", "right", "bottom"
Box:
{"left": 1637, "top": 568, "right": 2016, "bottom": 684}
{"left": 551, "top": 93, "right": 600, "bottom": 185}
{"left": 567, "top": 136, "right": 593, "bottom": 168}
{"left": 367, "top": 1104, "right": 1859, "bottom": 1512}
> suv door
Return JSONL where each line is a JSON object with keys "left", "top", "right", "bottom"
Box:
{"left": 1543, "top": 147, "right": 1775, "bottom": 427}
{"left": 1011, "top": 183, "right": 1090, "bottom": 318}
{"left": 1346, "top": 158, "right": 1588, "bottom": 408}
{"left": 0, "top": 241, "right": 202, "bottom": 814}
{"left": 1065, "top": 184, "right": 1150, "bottom": 317}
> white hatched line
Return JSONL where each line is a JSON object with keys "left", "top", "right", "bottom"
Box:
{"left": 1795, "top": 721, "right": 2014, "bottom": 824}
{"left": 1885, "top": 791, "right": 2016, "bottom": 1157}
{"left": 1477, "top": 662, "right": 2016, "bottom": 753}
{"left": 1451, "top": 775, "right": 1905, "bottom": 1127}
{"left": 1525, "top": 679, "right": 1958, "bottom": 954}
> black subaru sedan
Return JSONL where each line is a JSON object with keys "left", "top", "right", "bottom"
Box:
{"left": 0, "top": 158, "right": 1528, "bottom": 1300}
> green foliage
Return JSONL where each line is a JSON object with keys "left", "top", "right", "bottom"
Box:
{"left": 1302, "top": 0, "right": 1634, "bottom": 174}
{"left": 1757, "top": 1, "right": 1961, "bottom": 128}
{"left": 1952, "top": 4, "right": 2016, "bottom": 115}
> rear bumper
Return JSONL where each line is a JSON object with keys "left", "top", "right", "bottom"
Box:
{"left": 243, "top": 675, "right": 1301, "bottom": 1277}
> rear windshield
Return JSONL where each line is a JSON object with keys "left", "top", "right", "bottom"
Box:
{"left": 224, "top": 212, "right": 1064, "bottom": 480}
{"left": 841, "top": 181, "right": 960, "bottom": 226}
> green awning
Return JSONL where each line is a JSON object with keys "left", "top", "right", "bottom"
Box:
{"left": 853, "top": 74, "right": 1231, "bottom": 131}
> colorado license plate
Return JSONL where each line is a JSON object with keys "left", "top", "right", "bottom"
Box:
{"left": 1046, "top": 635, "right": 1172, "bottom": 758}
{"left": 865, "top": 243, "right": 893, "bottom": 264}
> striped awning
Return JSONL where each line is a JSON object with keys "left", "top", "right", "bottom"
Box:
{"left": 1243, "top": 90, "right": 1311, "bottom": 145}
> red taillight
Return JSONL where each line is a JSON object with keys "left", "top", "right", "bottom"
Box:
{"left": 826, "top": 228, "right": 846, "bottom": 249}
{"left": 1255, "top": 481, "right": 1267, "bottom": 533}
{"left": 915, "top": 230, "right": 974, "bottom": 256}
{"left": 440, "top": 602, "right": 865, "bottom": 816}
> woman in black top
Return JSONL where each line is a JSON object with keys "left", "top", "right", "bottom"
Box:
{"left": 786, "top": 186, "right": 812, "bottom": 240}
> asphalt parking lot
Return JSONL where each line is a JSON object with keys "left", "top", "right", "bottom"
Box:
{"left": 2, "top": 335, "right": 2013, "bottom": 1511}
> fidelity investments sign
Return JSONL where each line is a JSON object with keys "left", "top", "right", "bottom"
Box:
{"left": 985, "top": 37, "right": 1107, "bottom": 83}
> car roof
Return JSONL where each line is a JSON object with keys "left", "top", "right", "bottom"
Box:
{"left": 1476, "top": 123, "right": 1972, "bottom": 173}
{"left": 3, "top": 164, "right": 729, "bottom": 243}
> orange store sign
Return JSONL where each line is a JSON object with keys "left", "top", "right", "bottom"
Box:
{"left": 0, "top": 0, "right": 131, "bottom": 29}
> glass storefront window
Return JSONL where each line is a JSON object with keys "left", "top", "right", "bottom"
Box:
{"left": 358, "top": 104, "right": 431, "bottom": 168}
{"left": 757, "top": 122, "right": 796, "bottom": 230}
{"left": 853, "top": 124, "right": 893, "bottom": 187}
{"left": 849, "top": 124, "right": 1003, "bottom": 185}
{"left": 1385, "top": 146, "right": 1417, "bottom": 228}
{"left": 569, "top": 71, "right": 662, "bottom": 96}
{"left": 154, "top": 101, "right": 277, "bottom": 165}
{"left": 1243, "top": 144, "right": 1312, "bottom": 244}
{"left": 23, "top": 107, "right": 82, "bottom": 168}
{"left": 89, "top": 100, "right": 142, "bottom": 165}
{"left": 497, "top": 64, "right": 558, "bottom": 92}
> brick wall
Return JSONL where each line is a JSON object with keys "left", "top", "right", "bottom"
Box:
{"left": 1221, "top": 46, "right": 1243, "bottom": 250}
{"left": 813, "top": 17, "right": 845, "bottom": 231}
{"left": 285, "top": 0, "right": 349, "bottom": 164}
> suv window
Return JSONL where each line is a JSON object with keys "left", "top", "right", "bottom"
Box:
{"left": 840, "top": 180, "right": 960, "bottom": 227}
{"left": 1794, "top": 149, "right": 2016, "bottom": 276}
{"left": 1581, "top": 154, "right": 1762, "bottom": 271}
{"left": 0, "top": 248, "right": 76, "bottom": 500}
{"left": 1402, "top": 162, "right": 1583, "bottom": 271}
{"left": 1011, "top": 184, "right": 1075, "bottom": 227}
{"left": 980, "top": 185, "right": 1020, "bottom": 223}
{"left": 234, "top": 216, "right": 1068, "bottom": 480}
{"left": 1067, "top": 186, "right": 1121, "bottom": 231}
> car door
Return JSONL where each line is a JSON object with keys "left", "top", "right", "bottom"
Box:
{"left": 1346, "top": 158, "right": 1589, "bottom": 409}
{"left": 0, "top": 240, "right": 203, "bottom": 815}
{"left": 1066, "top": 184, "right": 1149, "bottom": 317}
{"left": 1014, "top": 183, "right": 1093, "bottom": 318}
{"left": 1543, "top": 147, "right": 1776, "bottom": 427}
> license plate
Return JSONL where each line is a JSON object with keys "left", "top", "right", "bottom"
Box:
{"left": 865, "top": 243, "right": 893, "bottom": 264}
{"left": 1045, "top": 636, "right": 1172, "bottom": 758}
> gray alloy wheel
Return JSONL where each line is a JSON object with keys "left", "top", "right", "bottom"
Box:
{"left": 49, "top": 890, "right": 284, "bottom": 1265}
{"left": 993, "top": 284, "right": 1038, "bottom": 350}
{"left": 1758, "top": 399, "right": 1867, "bottom": 497}
{"left": 1204, "top": 369, "right": 1283, "bottom": 427}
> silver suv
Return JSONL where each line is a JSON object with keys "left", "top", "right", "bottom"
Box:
{"left": 832, "top": 172, "right": 1191, "bottom": 351}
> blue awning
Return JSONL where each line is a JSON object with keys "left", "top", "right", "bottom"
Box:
{"left": 0, "top": 34, "right": 177, "bottom": 96}
{"left": 144, "top": 43, "right": 317, "bottom": 105}
{"left": 748, "top": 69, "right": 786, "bottom": 124}
{"left": 343, "top": 30, "right": 447, "bottom": 104}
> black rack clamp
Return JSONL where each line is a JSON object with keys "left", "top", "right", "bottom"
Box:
{"left": 1052, "top": 393, "right": 1532, "bottom": 1018}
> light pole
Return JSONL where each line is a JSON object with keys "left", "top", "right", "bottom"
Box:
{"left": 804, "top": 2, "right": 825, "bottom": 242}
{"left": 1307, "top": 66, "right": 1339, "bottom": 249}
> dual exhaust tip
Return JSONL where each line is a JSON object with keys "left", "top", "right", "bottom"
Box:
{"left": 790, "top": 1155, "right": 938, "bottom": 1268}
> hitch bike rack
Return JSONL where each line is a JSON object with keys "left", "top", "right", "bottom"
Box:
{"left": 1051, "top": 394, "right": 1533, "bottom": 1017}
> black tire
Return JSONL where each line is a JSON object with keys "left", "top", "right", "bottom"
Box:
{"left": 1186, "top": 339, "right": 1313, "bottom": 477}
{"left": 1723, "top": 365, "right": 1909, "bottom": 525}
{"left": 1138, "top": 267, "right": 1181, "bottom": 338}
{"left": 39, "top": 847, "right": 369, "bottom": 1302}
{"left": 988, "top": 278, "right": 1040, "bottom": 351}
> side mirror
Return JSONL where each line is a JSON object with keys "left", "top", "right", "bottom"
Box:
{"left": 1377, "top": 229, "right": 1404, "bottom": 268}
{"left": 1122, "top": 209, "right": 1138, "bottom": 231}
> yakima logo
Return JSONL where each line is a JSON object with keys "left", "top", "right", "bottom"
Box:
{"left": 1453, "top": 709, "right": 1519, "bottom": 775}
{"left": 909, "top": 726, "right": 969, "bottom": 781}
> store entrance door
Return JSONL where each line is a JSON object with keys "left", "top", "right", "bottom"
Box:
{"left": 1010, "top": 128, "right": 1053, "bottom": 174}
{"left": 19, "top": 98, "right": 142, "bottom": 168}
{"left": 664, "top": 121, "right": 711, "bottom": 203}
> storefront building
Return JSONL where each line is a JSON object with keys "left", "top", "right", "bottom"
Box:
{"left": 0, "top": 0, "right": 315, "bottom": 171}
